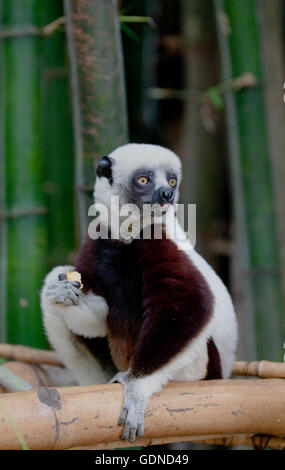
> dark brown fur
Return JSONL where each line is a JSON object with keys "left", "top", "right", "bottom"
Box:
{"left": 130, "top": 235, "right": 214, "bottom": 376}
{"left": 204, "top": 337, "right": 222, "bottom": 379}
{"left": 75, "top": 230, "right": 214, "bottom": 377}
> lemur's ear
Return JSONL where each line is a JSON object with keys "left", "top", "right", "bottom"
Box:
{"left": 96, "top": 155, "right": 113, "bottom": 184}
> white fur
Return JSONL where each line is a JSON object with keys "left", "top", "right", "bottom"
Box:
{"left": 167, "top": 212, "right": 238, "bottom": 379}
{"left": 109, "top": 143, "right": 182, "bottom": 187}
{"left": 94, "top": 143, "right": 182, "bottom": 211}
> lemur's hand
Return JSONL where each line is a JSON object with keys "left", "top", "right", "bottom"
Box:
{"left": 109, "top": 371, "right": 147, "bottom": 443}
{"left": 46, "top": 273, "right": 83, "bottom": 307}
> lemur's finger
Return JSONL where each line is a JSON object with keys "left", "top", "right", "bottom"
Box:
{"left": 137, "top": 420, "right": 144, "bottom": 437}
{"left": 49, "top": 281, "right": 82, "bottom": 296}
{"left": 55, "top": 295, "right": 74, "bottom": 307}
{"left": 118, "top": 407, "right": 128, "bottom": 426}
{"left": 71, "top": 281, "right": 81, "bottom": 289}
{"left": 128, "top": 425, "right": 137, "bottom": 443}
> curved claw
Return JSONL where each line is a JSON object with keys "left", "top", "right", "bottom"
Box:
{"left": 108, "top": 371, "right": 129, "bottom": 386}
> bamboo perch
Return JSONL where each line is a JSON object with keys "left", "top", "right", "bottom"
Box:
{"left": 2, "top": 344, "right": 285, "bottom": 379}
{"left": 0, "top": 379, "right": 285, "bottom": 450}
{"left": 0, "top": 344, "right": 64, "bottom": 367}
{"left": 232, "top": 360, "right": 285, "bottom": 378}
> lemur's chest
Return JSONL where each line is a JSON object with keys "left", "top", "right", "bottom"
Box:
{"left": 76, "top": 234, "right": 194, "bottom": 371}
{"left": 94, "top": 238, "right": 143, "bottom": 319}
{"left": 92, "top": 238, "right": 144, "bottom": 370}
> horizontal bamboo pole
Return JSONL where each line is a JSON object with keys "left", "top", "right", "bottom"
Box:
{"left": 0, "top": 379, "right": 285, "bottom": 450}
{"left": 232, "top": 360, "right": 285, "bottom": 378}
{"left": 2, "top": 344, "right": 285, "bottom": 379}
{"left": 0, "top": 343, "right": 63, "bottom": 367}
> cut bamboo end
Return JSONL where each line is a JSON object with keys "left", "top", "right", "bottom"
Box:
{"left": 0, "top": 379, "right": 285, "bottom": 450}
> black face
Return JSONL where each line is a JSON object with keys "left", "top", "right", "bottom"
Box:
{"left": 129, "top": 168, "right": 177, "bottom": 208}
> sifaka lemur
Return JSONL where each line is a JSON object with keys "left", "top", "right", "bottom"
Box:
{"left": 41, "top": 143, "right": 238, "bottom": 443}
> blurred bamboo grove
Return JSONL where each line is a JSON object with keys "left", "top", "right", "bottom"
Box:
{"left": 0, "top": 0, "right": 284, "bottom": 361}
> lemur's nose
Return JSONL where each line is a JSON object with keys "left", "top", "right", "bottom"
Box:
{"left": 159, "top": 187, "right": 174, "bottom": 203}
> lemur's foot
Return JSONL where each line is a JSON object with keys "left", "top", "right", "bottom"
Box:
{"left": 109, "top": 371, "right": 130, "bottom": 386}
{"left": 109, "top": 371, "right": 147, "bottom": 443}
{"left": 46, "top": 273, "right": 82, "bottom": 307}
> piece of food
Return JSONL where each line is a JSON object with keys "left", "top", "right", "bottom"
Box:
{"left": 66, "top": 271, "right": 83, "bottom": 290}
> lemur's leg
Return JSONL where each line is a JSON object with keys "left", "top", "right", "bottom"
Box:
{"left": 41, "top": 266, "right": 111, "bottom": 385}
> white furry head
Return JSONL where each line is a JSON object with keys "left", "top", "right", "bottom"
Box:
{"left": 91, "top": 143, "right": 182, "bottom": 241}
{"left": 94, "top": 143, "right": 182, "bottom": 206}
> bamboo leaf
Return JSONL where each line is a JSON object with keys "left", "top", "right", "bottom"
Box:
{"left": 120, "top": 22, "right": 141, "bottom": 42}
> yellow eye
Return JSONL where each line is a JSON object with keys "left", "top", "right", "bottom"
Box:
{"left": 169, "top": 178, "right": 177, "bottom": 187}
{"left": 137, "top": 176, "right": 149, "bottom": 185}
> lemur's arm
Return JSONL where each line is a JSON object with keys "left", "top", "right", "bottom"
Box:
{"left": 41, "top": 265, "right": 111, "bottom": 385}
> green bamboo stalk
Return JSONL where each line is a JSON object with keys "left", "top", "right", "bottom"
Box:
{"left": 121, "top": 0, "right": 158, "bottom": 142}
{"left": 214, "top": 0, "right": 256, "bottom": 361}
{"left": 0, "top": 1, "right": 48, "bottom": 347}
{"left": 121, "top": 0, "right": 146, "bottom": 142}
{"left": 141, "top": 0, "right": 159, "bottom": 141}
{"left": 258, "top": 0, "right": 285, "bottom": 319}
{"left": 0, "top": 2, "right": 7, "bottom": 342}
{"left": 63, "top": 0, "right": 129, "bottom": 242}
{"left": 181, "top": 0, "right": 228, "bottom": 270}
{"left": 214, "top": 0, "right": 284, "bottom": 360}
{"left": 42, "top": 0, "right": 77, "bottom": 269}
